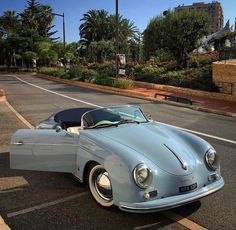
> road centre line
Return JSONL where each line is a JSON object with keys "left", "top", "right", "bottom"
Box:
{"left": 13, "top": 75, "right": 236, "bottom": 145}
{"left": 7, "top": 192, "right": 89, "bottom": 218}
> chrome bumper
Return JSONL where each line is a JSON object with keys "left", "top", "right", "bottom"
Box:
{"left": 119, "top": 177, "right": 224, "bottom": 213}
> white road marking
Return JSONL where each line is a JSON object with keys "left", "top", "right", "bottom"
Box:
{"left": 0, "top": 188, "right": 24, "bottom": 194}
{"left": 14, "top": 76, "right": 102, "bottom": 108}
{"left": 5, "top": 100, "right": 34, "bottom": 129}
{"left": 13, "top": 75, "right": 236, "bottom": 145}
{"left": 159, "top": 122, "right": 236, "bottom": 145}
{"left": 7, "top": 192, "right": 89, "bottom": 218}
{"left": 134, "top": 222, "right": 161, "bottom": 229}
{"left": 163, "top": 211, "right": 208, "bottom": 230}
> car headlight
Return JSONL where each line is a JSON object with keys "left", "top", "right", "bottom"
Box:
{"left": 133, "top": 164, "right": 152, "bottom": 189}
{"left": 205, "top": 148, "right": 218, "bottom": 170}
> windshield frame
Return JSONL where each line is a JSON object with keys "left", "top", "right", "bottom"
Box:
{"left": 81, "top": 105, "right": 149, "bottom": 130}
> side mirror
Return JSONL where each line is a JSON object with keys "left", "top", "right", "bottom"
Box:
{"left": 56, "top": 125, "right": 62, "bottom": 133}
{"left": 147, "top": 114, "right": 153, "bottom": 121}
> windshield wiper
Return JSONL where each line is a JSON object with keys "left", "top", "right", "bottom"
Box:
{"left": 117, "top": 119, "right": 140, "bottom": 125}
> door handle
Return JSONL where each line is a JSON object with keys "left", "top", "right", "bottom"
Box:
{"left": 14, "top": 141, "right": 24, "bottom": 145}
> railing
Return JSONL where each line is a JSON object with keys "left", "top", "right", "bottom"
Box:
{"left": 219, "top": 48, "right": 236, "bottom": 62}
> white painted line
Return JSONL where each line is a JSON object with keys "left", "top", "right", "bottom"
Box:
{"left": 163, "top": 211, "right": 208, "bottom": 230}
{"left": 0, "top": 188, "right": 24, "bottom": 194}
{"left": 14, "top": 76, "right": 102, "bottom": 108}
{"left": 5, "top": 100, "right": 34, "bottom": 129}
{"left": 7, "top": 192, "right": 89, "bottom": 218}
{"left": 13, "top": 75, "right": 236, "bottom": 145}
{"left": 159, "top": 122, "right": 236, "bottom": 145}
{"left": 134, "top": 222, "right": 161, "bottom": 229}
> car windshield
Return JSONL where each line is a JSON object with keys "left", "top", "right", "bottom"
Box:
{"left": 81, "top": 106, "right": 148, "bottom": 129}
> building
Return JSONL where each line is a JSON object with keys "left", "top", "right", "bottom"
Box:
{"left": 175, "top": 1, "right": 224, "bottom": 34}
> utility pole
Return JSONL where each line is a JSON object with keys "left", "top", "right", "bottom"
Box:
{"left": 116, "top": 0, "right": 119, "bottom": 78}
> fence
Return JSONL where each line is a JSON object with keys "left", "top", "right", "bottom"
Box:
{"left": 219, "top": 48, "right": 236, "bottom": 62}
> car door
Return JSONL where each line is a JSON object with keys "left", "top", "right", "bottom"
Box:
{"left": 10, "top": 129, "right": 79, "bottom": 173}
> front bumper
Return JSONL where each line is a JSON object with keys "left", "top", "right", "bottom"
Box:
{"left": 119, "top": 177, "right": 224, "bottom": 213}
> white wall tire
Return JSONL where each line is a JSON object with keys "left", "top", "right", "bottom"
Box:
{"left": 88, "top": 164, "right": 114, "bottom": 207}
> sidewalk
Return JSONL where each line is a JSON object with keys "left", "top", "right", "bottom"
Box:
{"left": 126, "top": 87, "right": 236, "bottom": 116}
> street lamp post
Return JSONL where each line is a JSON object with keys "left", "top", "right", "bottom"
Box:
{"left": 116, "top": 0, "right": 119, "bottom": 78}
{"left": 0, "top": 27, "right": 8, "bottom": 66}
{"left": 53, "top": 12, "right": 66, "bottom": 69}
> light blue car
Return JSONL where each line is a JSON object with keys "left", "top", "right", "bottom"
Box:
{"left": 10, "top": 105, "right": 224, "bottom": 212}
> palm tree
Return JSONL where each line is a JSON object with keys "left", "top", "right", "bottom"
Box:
{"left": 79, "top": 9, "right": 110, "bottom": 47}
{"left": 108, "top": 15, "right": 138, "bottom": 43}
{"left": 0, "top": 11, "right": 20, "bottom": 34}
{"left": 20, "top": 0, "right": 55, "bottom": 38}
{"left": 37, "top": 5, "right": 55, "bottom": 37}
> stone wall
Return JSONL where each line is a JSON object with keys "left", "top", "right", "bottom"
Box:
{"left": 212, "top": 61, "right": 236, "bottom": 96}
{"left": 134, "top": 79, "right": 236, "bottom": 102}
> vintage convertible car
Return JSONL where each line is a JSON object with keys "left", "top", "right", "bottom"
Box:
{"left": 10, "top": 105, "right": 224, "bottom": 212}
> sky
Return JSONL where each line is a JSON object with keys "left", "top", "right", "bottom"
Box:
{"left": 0, "top": 0, "right": 236, "bottom": 43}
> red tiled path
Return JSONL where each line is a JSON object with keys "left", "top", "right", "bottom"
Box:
{"left": 127, "top": 87, "right": 236, "bottom": 115}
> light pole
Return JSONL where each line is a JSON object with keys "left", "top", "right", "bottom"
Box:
{"left": 116, "top": 0, "right": 119, "bottom": 78}
{"left": 53, "top": 12, "right": 66, "bottom": 69}
{"left": 0, "top": 27, "right": 8, "bottom": 66}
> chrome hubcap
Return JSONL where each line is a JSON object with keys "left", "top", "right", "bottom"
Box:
{"left": 94, "top": 171, "right": 112, "bottom": 201}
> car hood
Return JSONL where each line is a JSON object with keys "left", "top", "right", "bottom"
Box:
{"left": 98, "top": 122, "right": 199, "bottom": 176}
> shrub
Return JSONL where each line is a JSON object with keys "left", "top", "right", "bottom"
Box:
{"left": 0, "top": 66, "right": 36, "bottom": 72}
{"left": 81, "top": 68, "right": 99, "bottom": 82}
{"left": 189, "top": 51, "right": 219, "bottom": 68}
{"left": 113, "top": 79, "right": 134, "bottom": 89}
{"left": 68, "top": 64, "right": 82, "bottom": 79}
{"left": 88, "top": 63, "right": 116, "bottom": 77}
{"left": 159, "top": 66, "right": 218, "bottom": 91}
{"left": 93, "top": 74, "right": 114, "bottom": 86}
{"left": 38, "top": 67, "right": 59, "bottom": 76}
{"left": 134, "top": 65, "right": 167, "bottom": 83}
{"left": 38, "top": 67, "right": 69, "bottom": 79}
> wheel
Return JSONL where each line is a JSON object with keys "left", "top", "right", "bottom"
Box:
{"left": 88, "top": 164, "right": 114, "bottom": 207}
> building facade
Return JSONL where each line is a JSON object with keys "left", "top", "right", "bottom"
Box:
{"left": 175, "top": 1, "right": 224, "bottom": 34}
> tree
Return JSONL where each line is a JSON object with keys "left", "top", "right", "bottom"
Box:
{"left": 23, "top": 51, "right": 38, "bottom": 67}
{"left": 79, "top": 10, "right": 110, "bottom": 47}
{"left": 36, "top": 41, "right": 58, "bottom": 66}
{"left": 87, "top": 40, "right": 115, "bottom": 63}
{"left": 0, "top": 11, "right": 23, "bottom": 66}
{"left": 143, "top": 10, "right": 209, "bottom": 69}
{"left": 79, "top": 10, "right": 139, "bottom": 62}
{"left": 19, "top": 0, "right": 56, "bottom": 51}
{"left": 0, "top": 11, "right": 20, "bottom": 35}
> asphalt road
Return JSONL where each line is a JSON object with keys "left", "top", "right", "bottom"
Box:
{"left": 0, "top": 73, "right": 236, "bottom": 230}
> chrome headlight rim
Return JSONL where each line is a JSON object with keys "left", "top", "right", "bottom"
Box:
{"left": 133, "top": 163, "right": 152, "bottom": 189}
{"left": 205, "top": 148, "right": 218, "bottom": 171}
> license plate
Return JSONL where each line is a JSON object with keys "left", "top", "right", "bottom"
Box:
{"left": 179, "top": 183, "right": 197, "bottom": 193}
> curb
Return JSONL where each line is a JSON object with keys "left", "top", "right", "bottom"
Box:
{"left": 0, "top": 216, "right": 11, "bottom": 230}
{"left": 0, "top": 94, "right": 11, "bottom": 228}
{"left": 33, "top": 74, "right": 236, "bottom": 118}
{"left": 0, "top": 89, "right": 6, "bottom": 101}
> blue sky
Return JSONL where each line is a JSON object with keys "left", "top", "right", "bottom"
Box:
{"left": 0, "top": 0, "right": 235, "bottom": 43}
